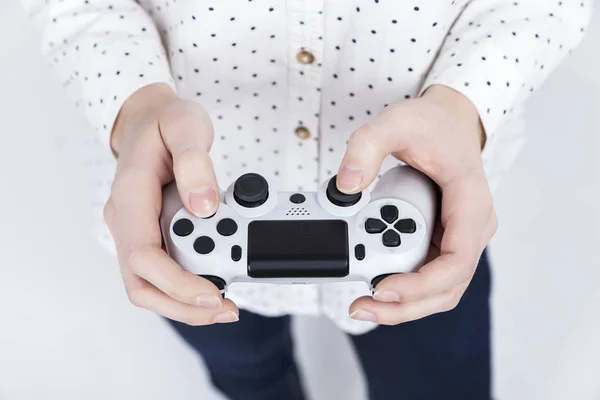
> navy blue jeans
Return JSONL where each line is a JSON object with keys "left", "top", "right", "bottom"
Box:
{"left": 168, "top": 252, "right": 491, "bottom": 400}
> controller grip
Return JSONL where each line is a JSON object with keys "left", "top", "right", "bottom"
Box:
{"left": 369, "top": 165, "right": 438, "bottom": 293}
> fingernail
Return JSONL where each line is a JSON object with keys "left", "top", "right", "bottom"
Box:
{"left": 213, "top": 311, "right": 239, "bottom": 324}
{"left": 189, "top": 186, "right": 217, "bottom": 217}
{"left": 195, "top": 294, "right": 222, "bottom": 308}
{"left": 373, "top": 290, "right": 400, "bottom": 303}
{"left": 337, "top": 165, "right": 363, "bottom": 192}
{"left": 349, "top": 309, "right": 376, "bottom": 322}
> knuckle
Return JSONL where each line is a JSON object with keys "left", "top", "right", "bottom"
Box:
{"left": 124, "top": 248, "right": 150, "bottom": 275}
{"left": 162, "top": 100, "right": 209, "bottom": 125}
{"left": 103, "top": 199, "right": 116, "bottom": 227}
{"left": 440, "top": 302, "right": 457, "bottom": 313}
{"left": 446, "top": 299, "right": 460, "bottom": 312}
{"left": 173, "top": 149, "right": 211, "bottom": 178}
{"left": 350, "top": 125, "right": 376, "bottom": 145}
{"left": 160, "top": 103, "right": 214, "bottom": 141}
{"left": 349, "top": 127, "right": 386, "bottom": 159}
{"left": 442, "top": 291, "right": 463, "bottom": 312}
{"left": 125, "top": 286, "right": 145, "bottom": 308}
{"left": 175, "top": 148, "right": 207, "bottom": 166}
{"left": 384, "top": 103, "right": 404, "bottom": 115}
{"left": 110, "top": 172, "right": 136, "bottom": 199}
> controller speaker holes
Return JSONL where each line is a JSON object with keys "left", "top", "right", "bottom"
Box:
{"left": 285, "top": 207, "right": 310, "bottom": 216}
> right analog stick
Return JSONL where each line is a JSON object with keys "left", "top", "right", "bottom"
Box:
{"left": 234, "top": 173, "right": 269, "bottom": 208}
{"left": 326, "top": 175, "right": 362, "bottom": 207}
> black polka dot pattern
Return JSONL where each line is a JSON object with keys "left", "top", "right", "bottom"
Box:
{"left": 26, "top": 0, "right": 592, "bottom": 335}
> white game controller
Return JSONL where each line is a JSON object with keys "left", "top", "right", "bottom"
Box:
{"left": 160, "top": 165, "right": 438, "bottom": 294}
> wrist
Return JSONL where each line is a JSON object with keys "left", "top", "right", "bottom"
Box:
{"left": 111, "top": 83, "right": 178, "bottom": 156}
{"left": 422, "top": 84, "right": 486, "bottom": 150}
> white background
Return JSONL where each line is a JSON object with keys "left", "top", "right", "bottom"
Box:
{"left": 0, "top": 2, "right": 599, "bottom": 400}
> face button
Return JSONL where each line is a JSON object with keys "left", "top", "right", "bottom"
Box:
{"left": 380, "top": 205, "right": 399, "bottom": 224}
{"left": 173, "top": 218, "right": 194, "bottom": 237}
{"left": 231, "top": 245, "right": 242, "bottom": 262}
{"left": 365, "top": 218, "right": 386, "bottom": 234}
{"left": 382, "top": 229, "right": 401, "bottom": 247}
{"left": 217, "top": 218, "right": 238, "bottom": 236}
{"left": 290, "top": 193, "right": 306, "bottom": 204}
{"left": 326, "top": 175, "right": 362, "bottom": 207}
{"left": 394, "top": 218, "right": 417, "bottom": 234}
{"left": 234, "top": 173, "right": 269, "bottom": 208}
{"left": 194, "top": 236, "right": 216, "bottom": 254}
{"left": 354, "top": 244, "right": 366, "bottom": 261}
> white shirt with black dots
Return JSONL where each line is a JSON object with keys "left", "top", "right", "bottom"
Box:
{"left": 23, "top": 0, "right": 593, "bottom": 334}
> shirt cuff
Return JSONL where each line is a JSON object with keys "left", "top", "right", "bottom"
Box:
{"left": 419, "top": 45, "right": 524, "bottom": 145}
{"left": 71, "top": 42, "right": 177, "bottom": 151}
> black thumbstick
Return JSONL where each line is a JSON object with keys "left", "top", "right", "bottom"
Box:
{"left": 326, "top": 175, "right": 362, "bottom": 207}
{"left": 234, "top": 173, "right": 269, "bottom": 208}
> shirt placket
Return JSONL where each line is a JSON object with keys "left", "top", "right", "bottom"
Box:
{"left": 285, "top": 0, "right": 324, "bottom": 191}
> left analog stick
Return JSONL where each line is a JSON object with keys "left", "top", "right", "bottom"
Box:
{"left": 233, "top": 173, "right": 269, "bottom": 208}
{"left": 326, "top": 175, "right": 362, "bottom": 207}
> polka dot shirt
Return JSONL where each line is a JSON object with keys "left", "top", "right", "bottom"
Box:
{"left": 23, "top": 0, "right": 592, "bottom": 334}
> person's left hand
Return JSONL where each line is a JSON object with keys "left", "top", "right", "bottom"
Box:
{"left": 338, "top": 84, "right": 498, "bottom": 325}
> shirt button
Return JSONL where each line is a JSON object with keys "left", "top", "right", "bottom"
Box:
{"left": 295, "top": 126, "right": 311, "bottom": 140}
{"left": 296, "top": 50, "right": 315, "bottom": 65}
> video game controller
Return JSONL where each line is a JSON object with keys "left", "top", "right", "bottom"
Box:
{"left": 160, "top": 165, "right": 438, "bottom": 294}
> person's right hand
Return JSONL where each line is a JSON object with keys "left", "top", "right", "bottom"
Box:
{"left": 103, "top": 83, "right": 239, "bottom": 325}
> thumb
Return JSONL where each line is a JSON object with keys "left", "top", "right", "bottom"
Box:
{"left": 161, "top": 103, "right": 220, "bottom": 218}
{"left": 336, "top": 112, "right": 400, "bottom": 194}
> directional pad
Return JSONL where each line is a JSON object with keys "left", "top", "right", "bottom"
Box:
{"left": 364, "top": 203, "right": 419, "bottom": 249}
{"left": 394, "top": 219, "right": 417, "bottom": 234}
{"left": 365, "top": 218, "right": 386, "bottom": 233}
{"left": 380, "top": 205, "right": 398, "bottom": 224}
{"left": 382, "top": 229, "right": 401, "bottom": 247}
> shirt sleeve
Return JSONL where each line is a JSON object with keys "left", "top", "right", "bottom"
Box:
{"left": 22, "top": 0, "right": 177, "bottom": 148}
{"left": 420, "top": 0, "right": 594, "bottom": 143}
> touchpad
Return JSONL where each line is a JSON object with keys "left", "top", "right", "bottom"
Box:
{"left": 247, "top": 220, "right": 349, "bottom": 278}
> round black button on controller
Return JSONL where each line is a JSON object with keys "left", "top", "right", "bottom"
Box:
{"left": 173, "top": 218, "right": 194, "bottom": 237}
{"left": 290, "top": 193, "right": 306, "bottom": 204}
{"left": 326, "top": 175, "right": 362, "bottom": 207}
{"left": 233, "top": 173, "right": 269, "bottom": 208}
{"left": 194, "top": 236, "right": 216, "bottom": 254}
{"left": 217, "top": 218, "right": 238, "bottom": 236}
